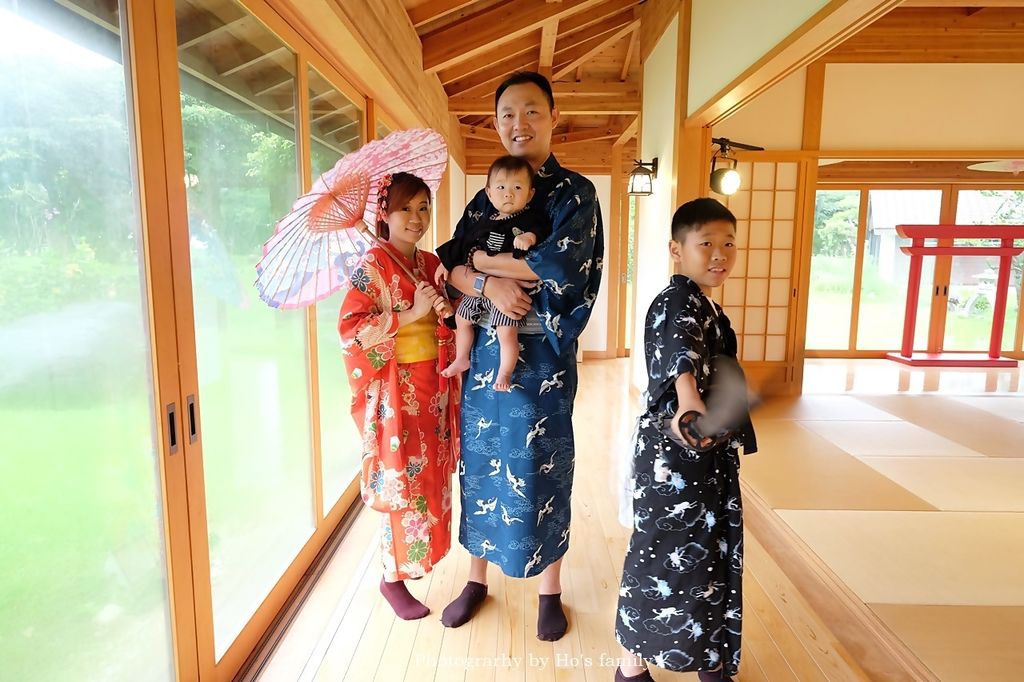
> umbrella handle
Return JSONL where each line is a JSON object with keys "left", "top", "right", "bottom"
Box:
{"left": 356, "top": 224, "right": 422, "bottom": 283}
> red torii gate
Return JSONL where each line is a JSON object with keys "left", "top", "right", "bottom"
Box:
{"left": 887, "top": 224, "right": 1024, "bottom": 367}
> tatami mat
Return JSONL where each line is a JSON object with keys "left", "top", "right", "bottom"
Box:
{"left": 752, "top": 395, "right": 899, "bottom": 421}
{"left": 949, "top": 396, "right": 1024, "bottom": 423}
{"left": 857, "top": 395, "right": 1024, "bottom": 458}
{"left": 741, "top": 421, "right": 934, "bottom": 511}
{"left": 776, "top": 510, "right": 1024, "bottom": 605}
{"left": 797, "top": 420, "right": 984, "bottom": 458}
{"left": 869, "top": 604, "right": 1024, "bottom": 682}
{"left": 858, "top": 457, "right": 1024, "bottom": 512}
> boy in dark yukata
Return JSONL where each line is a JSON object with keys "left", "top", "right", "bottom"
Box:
{"left": 436, "top": 155, "right": 551, "bottom": 392}
{"left": 614, "top": 198, "right": 756, "bottom": 682}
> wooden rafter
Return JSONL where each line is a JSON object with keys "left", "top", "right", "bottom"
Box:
{"left": 553, "top": 18, "right": 639, "bottom": 80}
{"left": 822, "top": 7, "right": 1024, "bottom": 63}
{"left": 407, "top": 0, "right": 480, "bottom": 27}
{"left": 177, "top": 15, "right": 248, "bottom": 50}
{"left": 620, "top": 24, "right": 638, "bottom": 80}
{"left": 421, "top": 0, "right": 606, "bottom": 73}
{"left": 449, "top": 93, "right": 640, "bottom": 114}
{"left": 444, "top": 53, "right": 538, "bottom": 98}
{"left": 461, "top": 123, "right": 501, "bottom": 142}
{"left": 220, "top": 45, "right": 289, "bottom": 77}
{"left": 552, "top": 9, "right": 634, "bottom": 56}
{"left": 437, "top": 32, "right": 539, "bottom": 86}
{"left": 558, "top": 0, "right": 640, "bottom": 35}
{"left": 900, "top": 0, "right": 1024, "bottom": 6}
{"left": 613, "top": 115, "right": 638, "bottom": 146}
{"left": 323, "top": 119, "right": 359, "bottom": 137}
{"left": 254, "top": 77, "right": 291, "bottom": 97}
{"left": 551, "top": 128, "right": 620, "bottom": 144}
{"left": 551, "top": 80, "right": 638, "bottom": 96}
{"left": 539, "top": 20, "right": 559, "bottom": 78}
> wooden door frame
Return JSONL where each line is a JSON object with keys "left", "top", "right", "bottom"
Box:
{"left": 811, "top": 181, "right": 1024, "bottom": 360}
{"left": 145, "top": 0, "right": 366, "bottom": 677}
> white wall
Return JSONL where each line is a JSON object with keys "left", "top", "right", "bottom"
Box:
{"left": 821, "top": 63, "right": 1024, "bottom": 150}
{"left": 465, "top": 174, "right": 486, "bottom": 206}
{"left": 688, "top": 0, "right": 828, "bottom": 115}
{"left": 632, "top": 16, "right": 680, "bottom": 390}
{"left": 579, "top": 175, "right": 611, "bottom": 353}
{"left": 712, "top": 68, "right": 806, "bottom": 150}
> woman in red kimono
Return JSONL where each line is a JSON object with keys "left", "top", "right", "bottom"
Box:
{"left": 339, "top": 172, "right": 459, "bottom": 620}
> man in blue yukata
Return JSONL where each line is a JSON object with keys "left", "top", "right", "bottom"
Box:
{"left": 441, "top": 71, "right": 603, "bottom": 641}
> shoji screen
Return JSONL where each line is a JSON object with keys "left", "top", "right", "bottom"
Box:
{"left": 712, "top": 161, "right": 800, "bottom": 390}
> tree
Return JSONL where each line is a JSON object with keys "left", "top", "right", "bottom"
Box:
{"left": 813, "top": 190, "right": 859, "bottom": 257}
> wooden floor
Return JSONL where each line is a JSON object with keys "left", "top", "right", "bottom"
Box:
{"left": 247, "top": 358, "right": 1023, "bottom": 682}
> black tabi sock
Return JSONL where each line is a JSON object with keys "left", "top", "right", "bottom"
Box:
{"left": 379, "top": 578, "right": 430, "bottom": 620}
{"left": 537, "top": 593, "right": 568, "bottom": 641}
{"left": 440, "top": 581, "right": 487, "bottom": 628}
{"left": 615, "top": 666, "right": 656, "bottom": 682}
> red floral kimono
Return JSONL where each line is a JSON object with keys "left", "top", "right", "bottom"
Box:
{"left": 339, "top": 244, "right": 459, "bottom": 581}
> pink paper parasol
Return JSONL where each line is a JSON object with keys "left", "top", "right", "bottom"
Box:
{"left": 255, "top": 128, "right": 448, "bottom": 309}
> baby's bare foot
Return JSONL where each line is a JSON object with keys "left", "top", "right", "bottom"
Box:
{"left": 494, "top": 371, "right": 513, "bottom": 392}
{"left": 442, "top": 356, "right": 470, "bottom": 378}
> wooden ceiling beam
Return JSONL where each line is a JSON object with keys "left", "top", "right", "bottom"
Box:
{"left": 539, "top": 20, "right": 559, "bottom": 79}
{"left": 220, "top": 45, "right": 289, "bottom": 77}
{"left": 177, "top": 15, "right": 248, "bottom": 50}
{"left": 822, "top": 7, "right": 1024, "bottom": 63}
{"left": 461, "top": 123, "right": 501, "bottom": 142}
{"left": 613, "top": 115, "right": 638, "bottom": 146}
{"left": 900, "top": 0, "right": 1024, "bottom": 6}
{"left": 438, "top": 32, "right": 540, "bottom": 86}
{"left": 558, "top": 0, "right": 641, "bottom": 35}
{"left": 620, "top": 24, "right": 638, "bottom": 80}
{"left": 552, "top": 18, "right": 639, "bottom": 80}
{"left": 551, "top": 80, "right": 639, "bottom": 96}
{"left": 421, "top": 0, "right": 606, "bottom": 73}
{"left": 550, "top": 9, "right": 634, "bottom": 56}
{"left": 817, "top": 160, "right": 1024, "bottom": 183}
{"left": 444, "top": 54, "right": 538, "bottom": 97}
{"left": 551, "top": 128, "right": 621, "bottom": 144}
{"left": 407, "top": 0, "right": 481, "bottom": 28}
{"left": 323, "top": 119, "right": 359, "bottom": 137}
{"left": 450, "top": 93, "right": 640, "bottom": 114}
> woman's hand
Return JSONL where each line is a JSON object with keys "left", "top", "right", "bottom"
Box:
{"left": 432, "top": 293, "right": 453, "bottom": 319}
{"left": 400, "top": 281, "right": 441, "bottom": 326}
{"left": 484, "top": 277, "right": 535, "bottom": 320}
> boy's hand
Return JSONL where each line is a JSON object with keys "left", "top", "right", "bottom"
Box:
{"left": 513, "top": 232, "right": 537, "bottom": 251}
{"left": 434, "top": 264, "right": 449, "bottom": 288}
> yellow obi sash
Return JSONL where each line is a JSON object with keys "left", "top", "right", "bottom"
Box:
{"left": 395, "top": 310, "right": 438, "bottom": 363}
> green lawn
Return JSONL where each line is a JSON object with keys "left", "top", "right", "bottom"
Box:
{"left": 805, "top": 256, "right": 1019, "bottom": 352}
{"left": 0, "top": 266, "right": 360, "bottom": 677}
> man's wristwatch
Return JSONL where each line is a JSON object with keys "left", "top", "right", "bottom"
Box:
{"left": 473, "top": 273, "right": 489, "bottom": 296}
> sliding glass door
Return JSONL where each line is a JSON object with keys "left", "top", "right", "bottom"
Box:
{"left": 944, "top": 189, "right": 1024, "bottom": 353}
{"left": 807, "top": 184, "right": 1023, "bottom": 357}
{"left": 0, "top": 3, "right": 175, "bottom": 679}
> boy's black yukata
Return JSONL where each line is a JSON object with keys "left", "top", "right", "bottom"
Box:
{"left": 615, "top": 274, "right": 756, "bottom": 676}
{"left": 436, "top": 204, "right": 551, "bottom": 327}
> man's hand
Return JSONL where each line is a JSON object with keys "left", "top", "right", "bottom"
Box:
{"left": 483, "top": 277, "right": 535, "bottom": 320}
